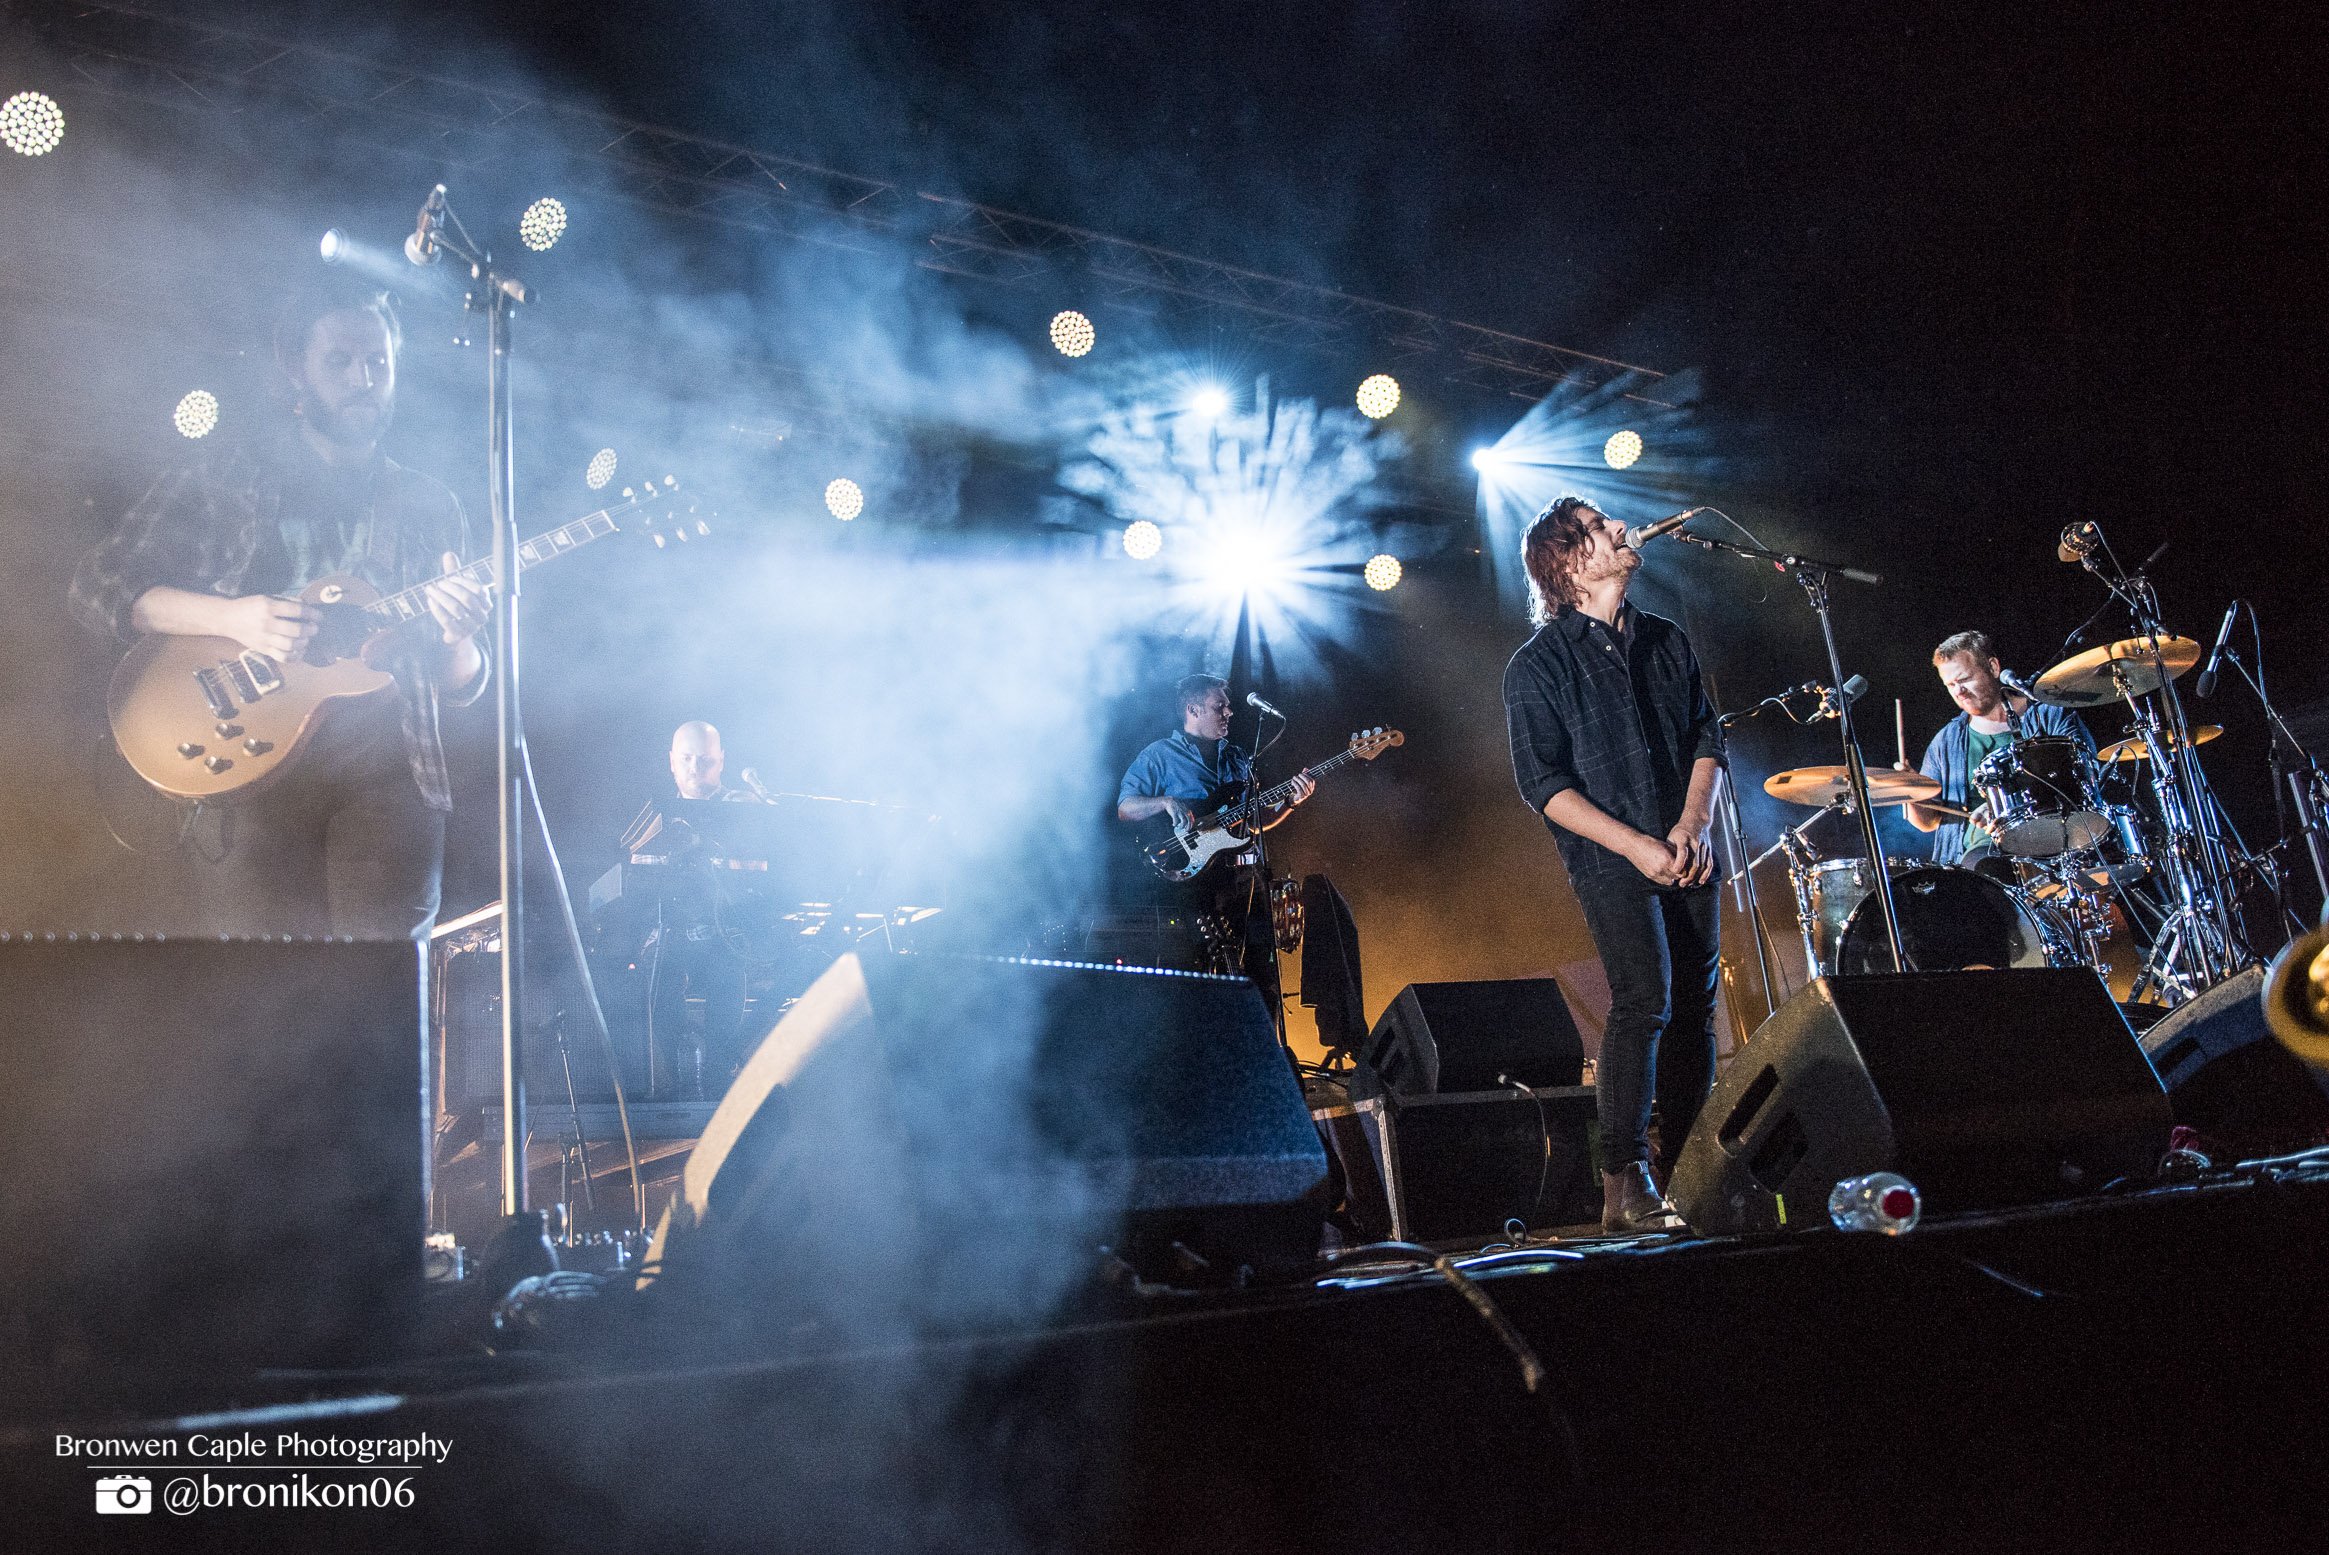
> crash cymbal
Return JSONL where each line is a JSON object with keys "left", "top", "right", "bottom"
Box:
{"left": 2096, "top": 723, "right": 2223, "bottom": 764}
{"left": 1763, "top": 765, "right": 1940, "bottom": 808}
{"left": 2031, "top": 635, "right": 2203, "bottom": 707}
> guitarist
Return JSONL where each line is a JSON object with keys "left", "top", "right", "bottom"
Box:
{"left": 68, "top": 277, "right": 491, "bottom": 938}
{"left": 1115, "top": 674, "right": 1314, "bottom": 989}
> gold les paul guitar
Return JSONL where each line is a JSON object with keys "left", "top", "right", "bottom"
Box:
{"left": 108, "top": 481, "right": 699, "bottom": 803}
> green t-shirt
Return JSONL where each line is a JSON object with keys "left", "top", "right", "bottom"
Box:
{"left": 1965, "top": 724, "right": 2014, "bottom": 850}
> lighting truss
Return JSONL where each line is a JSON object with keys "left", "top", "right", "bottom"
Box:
{"left": 29, "top": 2, "right": 1674, "bottom": 406}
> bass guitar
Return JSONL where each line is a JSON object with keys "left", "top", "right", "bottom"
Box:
{"left": 1139, "top": 726, "right": 1402, "bottom": 882}
{"left": 108, "top": 480, "right": 699, "bottom": 803}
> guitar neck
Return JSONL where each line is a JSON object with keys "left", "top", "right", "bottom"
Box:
{"left": 1245, "top": 746, "right": 1359, "bottom": 811}
{"left": 361, "top": 507, "right": 627, "bottom": 625}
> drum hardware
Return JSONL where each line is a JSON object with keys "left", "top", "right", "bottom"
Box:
{"left": 2039, "top": 530, "right": 2259, "bottom": 1001}
{"left": 1971, "top": 735, "right": 2111, "bottom": 858}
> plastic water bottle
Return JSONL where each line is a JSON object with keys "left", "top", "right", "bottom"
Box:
{"left": 1828, "top": 1172, "right": 1921, "bottom": 1234}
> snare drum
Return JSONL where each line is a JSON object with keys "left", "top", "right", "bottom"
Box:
{"left": 1972, "top": 735, "right": 2110, "bottom": 858}
{"left": 1815, "top": 863, "right": 2055, "bottom": 976}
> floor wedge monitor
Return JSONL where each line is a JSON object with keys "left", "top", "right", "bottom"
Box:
{"left": 1671, "top": 968, "right": 2171, "bottom": 1236}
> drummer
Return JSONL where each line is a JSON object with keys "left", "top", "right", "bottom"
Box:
{"left": 1904, "top": 629, "right": 2095, "bottom": 864}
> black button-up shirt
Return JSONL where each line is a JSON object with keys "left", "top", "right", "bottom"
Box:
{"left": 1503, "top": 604, "right": 1726, "bottom": 885}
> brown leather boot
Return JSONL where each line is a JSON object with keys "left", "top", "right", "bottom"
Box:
{"left": 1601, "top": 1162, "right": 1681, "bottom": 1234}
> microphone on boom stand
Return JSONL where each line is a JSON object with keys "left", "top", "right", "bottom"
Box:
{"left": 1245, "top": 692, "right": 1287, "bottom": 720}
{"left": 1623, "top": 507, "right": 1708, "bottom": 549}
{"left": 405, "top": 183, "right": 447, "bottom": 266}
{"left": 2196, "top": 601, "right": 2240, "bottom": 699}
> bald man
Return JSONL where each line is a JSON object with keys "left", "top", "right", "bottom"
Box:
{"left": 670, "top": 720, "right": 765, "bottom": 803}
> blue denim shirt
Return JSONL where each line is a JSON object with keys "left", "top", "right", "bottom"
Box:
{"left": 1117, "top": 730, "right": 1253, "bottom": 808}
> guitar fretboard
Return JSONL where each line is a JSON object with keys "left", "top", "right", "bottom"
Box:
{"left": 360, "top": 502, "right": 639, "bottom": 625}
{"left": 1227, "top": 745, "right": 1367, "bottom": 821}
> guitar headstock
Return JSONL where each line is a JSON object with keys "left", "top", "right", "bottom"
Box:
{"left": 613, "top": 475, "right": 715, "bottom": 549}
{"left": 1348, "top": 726, "right": 1404, "bottom": 760}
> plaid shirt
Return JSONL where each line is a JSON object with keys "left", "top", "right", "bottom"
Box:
{"left": 68, "top": 426, "right": 486, "bottom": 812}
{"left": 1504, "top": 604, "right": 1726, "bottom": 885}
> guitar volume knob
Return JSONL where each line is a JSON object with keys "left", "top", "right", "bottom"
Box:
{"left": 176, "top": 742, "right": 204, "bottom": 759}
{"left": 202, "top": 756, "right": 233, "bottom": 774}
{"left": 215, "top": 723, "right": 243, "bottom": 739}
{"left": 241, "top": 738, "right": 272, "bottom": 755}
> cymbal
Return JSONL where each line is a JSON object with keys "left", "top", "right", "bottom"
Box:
{"left": 2031, "top": 635, "right": 2203, "bottom": 707}
{"left": 1763, "top": 765, "right": 1940, "bottom": 808}
{"left": 2096, "top": 724, "right": 2223, "bottom": 764}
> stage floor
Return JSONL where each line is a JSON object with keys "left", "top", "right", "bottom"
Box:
{"left": 9, "top": 1160, "right": 2329, "bottom": 1552}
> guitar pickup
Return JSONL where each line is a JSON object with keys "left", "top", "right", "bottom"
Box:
{"left": 192, "top": 666, "right": 237, "bottom": 721}
{"left": 223, "top": 658, "right": 260, "bottom": 704}
{"left": 239, "top": 652, "right": 283, "bottom": 695}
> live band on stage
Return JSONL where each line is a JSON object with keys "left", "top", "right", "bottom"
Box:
{"left": 69, "top": 273, "right": 2329, "bottom": 1242}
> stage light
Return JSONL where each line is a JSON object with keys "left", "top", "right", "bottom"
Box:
{"left": 1355, "top": 374, "right": 1401, "bottom": 420}
{"left": 1049, "top": 309, "right": 1095, "bottom": 358}
{"left": 1122, "top": 520, "right": 1163, "bottom": 560}
{"left": 1603, "top": 428, "right": 1643, "bottom": 469}
{"left": 1363, "top": 553, "right": 1402, "bottom": 592}
{"left": 518, "top": 197, "right": 567, "bottom": 252}
{"left": 825, "top": 477, "right": 865, "bottom": 521}
{"left": 585, "top": 448, "right": 618, "bottom": 490}
{"left": 1, "top": 92, "right": 65, "bottom": 157}
{"left": 173, "top": 390, "right": 220, "bottom": 440}
{"left": 1471, "top": 447, "right": 1506, "bottom": 472}
{"left": 1188, "top": 384, "right": 1230, "bottom": 419}
{"left": 319, "top": 229, "right": 348, "bottom": 264}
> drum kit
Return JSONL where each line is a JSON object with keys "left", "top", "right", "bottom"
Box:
{"left": 1752, "top": 627, "right": 2279, "bottom": 1008}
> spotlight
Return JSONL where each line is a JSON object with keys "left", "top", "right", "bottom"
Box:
{"left": 1355, "top": 374, "right": 1401, "bottom": 420}
{"left": 1122, "top": 520, "right": 1163, "bottom": 561}
{"left": 1188, "top": 384, "right": 1231, "bottom": 419}
{"left": 172, "top": 390, "right": 220, "bottom": 440}
{"left": 0, "top": 92, "right": 65, "bottom": 157}
{"left": 518, "top": 197, "right": 568, "bottom": 252}
{"left": 1198, "top": 529, "right": 1292, "bottom": 599}
{"left": 319, "top": 229, "right": 348, "bottom": 264}
{"left": 1049, "top": 309, "right": 1095, "bottom": 358}
{"left": 824, "top": 477, "right": 865, "bottom": 521}
{"left": 1363, "top": 553, "right": 1403, "bottom": 592}
{"left": 1470, "top": 447, "right": 1506, "bottom": 472}
{"left": 1603, "top": 428, "right": 1643, "bottom": 470}
{"left": 585, "top": 448, "right": 618, "bottom": 490}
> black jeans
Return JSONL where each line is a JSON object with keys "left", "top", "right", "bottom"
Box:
{"left": 1572, "top": 872, "right": 1721, "bottom": 1174}
{"left": 193, "top": 702, "right": 444, "bottom": 939}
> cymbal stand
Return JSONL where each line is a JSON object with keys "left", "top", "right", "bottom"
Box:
{"left": 2068, "top": 530, "right": 2254, "bottom": 997}
{"left": 1749, "top": 795, "right": 1854, "bottom": 987}
{"left": 1675, "top": 530, "right": 1904, "bottom": 971}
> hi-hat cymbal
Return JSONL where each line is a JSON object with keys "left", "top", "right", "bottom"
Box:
{"left": 2032, "top": 635, "right": 2202, "bottom": 707}
{"left": 1763, "top": 765, "right": 1940, "bottom": 808}
{"left": 2096, "top": 724, "right": 2223, "bottom": 764}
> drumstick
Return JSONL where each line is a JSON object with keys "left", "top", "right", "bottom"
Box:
{"left": 1894, "top": 698, "right": 1907, "bottom": 769}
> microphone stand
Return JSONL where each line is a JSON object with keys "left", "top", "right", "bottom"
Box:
{"left": 1242, "top": 706, "right": 1288, "bottom": 1050}
{"left": 430, "top": 197, "right": 539, "bottom": 1224}
{"left": 1673, "top": 530, "right": 1905, "bottom": 971}
{"left": 2219, "top": 624, "right": 2329, "bottom": 908}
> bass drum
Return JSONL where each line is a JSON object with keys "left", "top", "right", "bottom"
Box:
{"left": 1835, "top": 864, "right": 2055, "bottom": 976}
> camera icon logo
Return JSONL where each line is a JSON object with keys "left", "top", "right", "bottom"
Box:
{"left": 95, "top": 1475, "right": 152, "bottom": 1514}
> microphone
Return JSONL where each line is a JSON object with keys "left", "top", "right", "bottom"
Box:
{"left": 1622, "top": 507, "right": 1707, "bottom": 549}
{"left": 1816, "top": 674, "right": 1869, "bottom": 720}
{"left": 405, "top": 183, "right": 447, "bottom": 266}
{"left": 2196, "top": 602, "right": 2239, "bottom": 699}
{"left": 1245, "top": 692, "right": 1286, "bottom": 720}
{"left": 737, "top": 766, "right": 775, "bottom": 802}
{"left": 1997, "top": 668, "right": 2041, "bottom": 701}
{"left": 2057, "top": 522, "right": 2099, "bottom": 564}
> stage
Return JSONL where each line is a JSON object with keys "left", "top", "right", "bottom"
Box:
{"left": 9, "top": 1160, "right": 2329, "bottom": 1551}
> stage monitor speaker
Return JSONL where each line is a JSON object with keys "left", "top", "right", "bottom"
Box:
{"left": 0, "top": 936, "right": 428, "bottom": 1376}
{"left": 1358, "top": 978, "right": 1584, "bottom": 1098}
{"left": 1671, "top": 968, "right": 2171, "bottom": 1236}
{"left": 2140, "top": 966, "right": 2329, "bottom": 1157}
{"left": 650, "top": 953, "right": 1329, "bottom": 1321}
{"left": 1337, "top": 1087, "right": 1599, "bottom": 1242}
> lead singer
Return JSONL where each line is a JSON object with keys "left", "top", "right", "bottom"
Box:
{"left": 1503, "top": 498, "right": 1726, "bottom": 1234}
